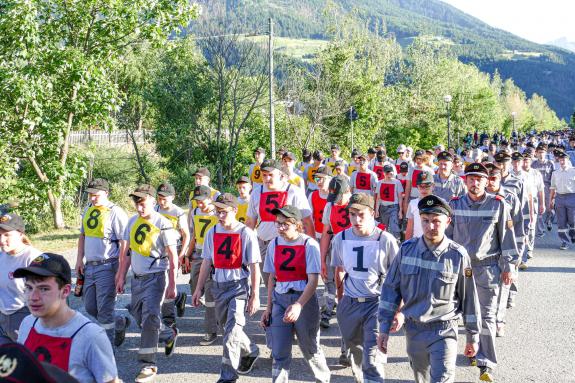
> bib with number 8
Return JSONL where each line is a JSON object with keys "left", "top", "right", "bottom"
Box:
{"left": 130, "top": 217, "right": 161, "bottom": 257}
{"left": 83, "top": 206, "right": 110, "bottom": 239}
{"left": 342, "top": 239, "right": 380, "bottom": 280}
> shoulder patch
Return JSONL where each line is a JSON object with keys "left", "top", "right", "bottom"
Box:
{"left": 495, "top": 195, "right": 504, "bottom": 201}
{"left": 464, "top": 267, "right": 473, "bottom": 278}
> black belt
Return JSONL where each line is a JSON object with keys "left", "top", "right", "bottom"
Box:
{"left": 406, "top": 318, "right": 459, "bottom": 330}
{"left": 349, "top": 296, "right": 379, "bottom": 303}
{"left": 471, "top": 255, "right": 499, "bottom": 267}
{"left": 86, "top": 258, "right": 118, "bottom": 267}
{"left": 133, "top": 271, "right": 165, "bottom": 280}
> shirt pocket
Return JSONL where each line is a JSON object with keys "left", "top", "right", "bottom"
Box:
{"left": 432, "top": 271, "right": 457, "bottom": 304}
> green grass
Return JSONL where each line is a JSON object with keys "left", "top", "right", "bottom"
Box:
{"left": 30, "top": 228, "right": 80, "bottom": 254}
{"left": 246, "top": 36, "right": 329, "bottom": 61}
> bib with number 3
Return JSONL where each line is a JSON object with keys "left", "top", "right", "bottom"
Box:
{"left": 82, "top": 206, "right": 110, "bottom": 238}
{"left": 342, "top": 239, "right": 380, "bottom": 280}
{"left": 130, "top": 217, "right": 161, "bottom": 257}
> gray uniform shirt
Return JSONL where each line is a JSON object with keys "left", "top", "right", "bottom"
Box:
{"left": 264, "top": 234, "right": 321, "bottom": 293}
{"left": 0, "top": 246, "right": 42, "bottom": 314}
{"left": 202, "top": 222, "right": 261, "bottom": 283}
{"left": 531, "top": 159, "right": 554, "bottom": 186}
{"left": 331, "top": 226, "right": 399, "bottom": 298}
{"left": 379, "top": 236, "right": 481, "bottom": 343}
{"left": 80, "top": 202, "right": 128, "bottom": 262}
{"left": 155, "top": 203, "right": 186, "bottom": 240}
{"left": 350, "top": 170, "right": 378, "bottom": 196}
{"left": 433, "top": 173, "right": 467, "bottom": 202}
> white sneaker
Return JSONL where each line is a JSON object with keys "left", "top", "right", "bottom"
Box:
{"left": 135, "top": 365, "right": 157, "bottom": 383}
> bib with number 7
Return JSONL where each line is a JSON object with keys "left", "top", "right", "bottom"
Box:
{"left": 82, "top": 206, "right": 110, "bottom": 238}
{"left": 342, "top": 239, "right": 380, "bottom": 280}
{"left": 193, "top": 214, "right": 218, "bottom": 245}
{"left": 130, "top": 217, "right": 161, "bottom": 257}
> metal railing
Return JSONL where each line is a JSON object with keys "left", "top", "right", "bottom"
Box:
{"left": 67, "top": 130, "right": 149, "bottom": 146}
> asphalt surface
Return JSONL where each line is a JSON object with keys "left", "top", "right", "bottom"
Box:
{"left": 65, "top": 228, "right": 575, "bottom": 383}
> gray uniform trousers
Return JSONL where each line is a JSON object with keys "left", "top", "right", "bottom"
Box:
{"left": 556, "top": 193, "right": 575, "bottom": 243}
{"left": 83, "top": 258, "right": 119, "bottom": 343}
{"left": 271, "top": 290, "right": 330, "bottom": 383}
{"left": 0, "top": 307, "right": 30, "bottom": 341}
{"left": 377, "top": 205, "right": 401, "bottom": 239}
{"left": 190, "top": 256, "right": 217, "bottom": 334}
{"left": 536, "top": 185, "right": 553, "bottom": 235}
{"left": 474, "top": 262, "right": 500, "bottom": 369}
{"left": 405, "top": 320, "right": 459, "bottom": 383}
{"left": 130, "top": 271, "right": 175, "bottom": 365}
{"left": 212, "top": 279, "right": 258, "bottom": 383}
{"left": 321, "top": 253, "right": 337, "bottom": 321}
{"left": 336, "top": 295, "right": 385, "bottom": 383}
{"left": 523, "top": 211, "right": 537, "bottom": 262}
{"left": 258, "top": 238, "right": 273, "bottom": 349}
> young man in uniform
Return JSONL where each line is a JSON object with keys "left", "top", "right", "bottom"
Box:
{"left": 331, "top": 193, "right": 399, "bottom": 383}
{"left": 378, "top": 195, "right": 481, "bottom": 383}
{"left": 520, "top": 150, "right": 545, "bottom": 268}
{"left": 249, "top": 147, "right": 266, "bottom": 185}
{"left": 235, "top": 176, "right": 252, "bottom": 224}
{"left": 115, "top": 184, "right": 179, "bottom": 382}
{"left": 192, "top": 193, "right": 261, "bottom": 382}
{"left": 374, "top": 165, "right": 403, "bottom": 240}
{"left": 282, "top": 151, "right": 306, "bottom": 190}
{"left": 433, "top": 151, "right": 466, "bottom": 202}
{"left": 349, "top": 153, "right": 378, "bottom": 196}
{"left": 370, "top": 150, "right": 393, "bottom": 181}
{"left": 155, "top": 183, "right": 189, "bottom": 328}
{"left": 447, "top": 163, "right": 519, "bottom": 382}
{"left": 531, "top": 144, "right": 555, "bottom": 235}
{"left": 75, "top": 178, "right": 129, "bottom": 346}
{"left": 187, "top": 185, "right": 219, "bottom": 345}
{"left": 394, "top": 145, "right": 412, "bottom": 173}
{"left": 304, "top": 151, "right": 324, "bottom": 196}
{"left": 16, "top": 253, "right": 119, "bottom": 383}
{"left": 189, "top": 168, "right": 221, "bottom": 212}
{"left": 405, "top": 171, "right": 435, "bottom": 240}
{"left": 550, "top": 150, "right": 575, "bottom": 250}
{"left": 325, "top": 144, "right": 347, "bottom": 175}
{"left": 403, "top": 150, "right": 434, "bottom": 214}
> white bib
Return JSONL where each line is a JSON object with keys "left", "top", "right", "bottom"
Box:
{"left": 342, "top": 239, "right": 380, "bottom": 280}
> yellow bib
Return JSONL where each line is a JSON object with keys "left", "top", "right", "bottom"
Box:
{"left": 288, "top": 175, "right": 303, "bottom": 187}
{"left": 82, "top": 206, "right": 110, "bottom": 238}
{"left": 160, "top": 213, "right": 179, "bottom": 229}
{"left": 307, "top": 166, "right": 320, "bottom": 183}
{"left": 193, "top": 214, "right": 218, "bottom": 245}
{"left": 251, "top": 165, "right": 263, "bottom": 184}
{"left": 325, "top": 162, "right": 336, "bottom": 174}
{"left": 236, "top": 203, "right": 248, "bottom": 223}
{"left": 347, "top": 165, "right": 357, "bottom": 176}
{"left": 130, "top": 217, "right": 161, "bottom": 257}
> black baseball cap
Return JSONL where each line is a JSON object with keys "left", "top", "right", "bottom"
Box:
{"left": 437, "top": 151, "right": 454, "bottom": 162}
{"left": 0, "top": 213, "right": 25, "bottom": 233}
{"left": 484, "top": 162, "right": 502, "bottom": 176}
{"left": 418, "top": 195, "right": 452, "bottom": 217}
{"left": 157, "top": 182, "right": 175, "bottom": 197}
{"left": 376, "top": 149, "right": 386, "bottom": 159}
{"left": 464, "top": 162, "right": 489, "bottom": 178}
{"left": 282, "top": 151, "right": 296, "bottom": 161}
{"left": 192, "top": 185, "right": 212, "bottom": 201}
{"left": 236, "top": 176, "right": 250, "bottom": 184}
{"left": 86, "top": 178, "right": 109, "bottom": 193}
{"left": 194, "top": 167, "right": 211, "bottom": 178}
{"left": 331, "top": 144, "right": 341, "bottom": 151}
{"left": 347, "top": 193, "right": 374, "bottom": 211}
{"left": 356, "top": 152, "right": 368, "bottom": 160}
{"left": 414, "top": 149, "right": 425, "bottom": 158}
{"left": 536, "top": 143, "right": 548, "bottom": 151}
{"left": 523, "top": 148, "right": 534, "bottom": 158}
{"left": 261, "top": 159, "right": 282, "bottom": 172}
{"left": 383, "top": 164, "right": 394, "bottom": 173}
{"left": 327, "top": 175, "right": 350, "bottom": 203}
{"left": 416, "top": 171, "right": 435, "bottom": 185}
{"left": 554, "top": 150, "right": 568, "bottom": 159}
{"left": 511, "top": 152, "right": 523, "bottom": 161}
{"left": 367, "top": 148, "right": 377, "bottom": 155}
{"left": 130, "top": 184, "right": 156, "bottom": 199}
{"left": 494, "top": 151, "right": 512, "bottom": 163}
{"left": 271, "top": 205, "right": 302, "bottom": 221}
{"left": 312, "top": 150, "right": 324, "bottom": 161}
{"left": 213, "top": 193, "right": 238, "bottom": 209}
{"left": 14, "top": 253, "right": 72, "bottom": 284}
{"left": 399, "top": 162, "right": 409, "bottom": 172}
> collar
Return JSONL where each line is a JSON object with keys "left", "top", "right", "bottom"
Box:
{"left": 417, "top": 236, "right": 450, "bottom": 258}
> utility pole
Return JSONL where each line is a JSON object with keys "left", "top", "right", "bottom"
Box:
{"left": 350, "top": 106, "right": 354, "bottom": 150}
{"left": 268, "top": 18, "right": 275, "bottom": 158}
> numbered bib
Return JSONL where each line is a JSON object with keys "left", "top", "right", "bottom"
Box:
{"left": 251, "top": 165, "right": 263, "bottom": 184}
{"left": 342, "top": 239, "right": 380, "bottom": 280}
{"left": 193, "top": 215, "right": 218, "bottom": 245}
{"left": 307, "top": 166, "right": 320, "bottom": 183}
{"left": 394, "top": 164, "right": 401, "bottom": 173}
{"left": 347, "top": 165, "right": 357, "bottom": 176}
{"left": 259, "top": 190, "right": 288, "bottom": 222}
{"left": 160, "top": 213, "right": 179, "bottom": 229}
{"left": 236, "top": 203, "right": 248, "bottom": 224}
{"left": 325, "top": 162, "right": 336, "bottom": 175}
{"left": 213, "top": 233, "right": 242, "bottom": 269}
{"left": 274, "top": 245, "right": 307, "bottom": 282}
{"left": 373, "top": 165, "right": 385, "bottom": 180}
{"left": 379, "top": 183, "right": 396, "bottom": 203}
{"left": 311, "top": 191, "right": 327, "bottom": 234}
{"left": 82, "top": 206, "right": 110, "bottom": 239}
{"left": 329, "top": 204, "right": 351, "bottom": 235}
{"left": 411, "top": 169, "right": 422, "bottom": 186}
{"left": 355, "top": 172, "right": 372, "bottom": 190}
{"left": 130, "top": 217, "right": 161, "bottom": 257}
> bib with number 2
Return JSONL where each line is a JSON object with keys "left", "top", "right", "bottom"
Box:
{"left": 130, "top": 217, "right": 161, "bottom": 257}
{"left": 83, "top": 206, "right": 111, "bottom": 239}
{"left": 342, "top": 239, "right": 380, "bottom": 280}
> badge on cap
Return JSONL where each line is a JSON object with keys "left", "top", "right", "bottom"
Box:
{"left": 0, "top": 215, "right": 9, "bottom": 223}
{"left": 427, "top": 199, "right": 434, "bottom": 206}
{"left": 32, "top": 254, "right": 49, "bottom": 264}
{"left": 0, "top": 355, "right": 18, "bottom": 377}
{"left": 465, "top": 268, "right": 473, "bottom": 278}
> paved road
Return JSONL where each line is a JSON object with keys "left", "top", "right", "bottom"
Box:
{"left": 65, "top": 229, "right": 575, "bottom": 382}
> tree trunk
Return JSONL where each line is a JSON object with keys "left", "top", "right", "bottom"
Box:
{"left": 47, "top": 190, "right": 66, "bottom": 229}
{"left": 130, "top": 115, "right": 149, "bottom": 183}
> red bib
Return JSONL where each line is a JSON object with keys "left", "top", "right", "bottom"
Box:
{"left": 213, "top": 232, "right": 242, "bottom": 269}
{"left": 399, "top": 178, "right": 407, "bottom": 191}
{"left": 259, "top": 189, "right": 288, "bottom": 222}
{"left": 274, "top": 244, "right": 307, "bottom": 282}
{"left": 379, "top": 183, "right": 396, "bottom": 203}
{"left": 329, "top": 204, "right": 351, "bottom": 235}
{"left": 373, "top": 165, "right": 385, "bottom": 180}
{"left": 355, "top": 172, "right": 372, "bottom": 190}
{"left": 411, "top": 169, "right": 422, "bottom": 186}
{"left": 395, "top": 164, "right": 401, "bottom": 173}
{"left": 311, "top": 190, "right": 328, "bottom": 234}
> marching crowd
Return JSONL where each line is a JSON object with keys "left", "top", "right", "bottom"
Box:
{"left": 0, "top": 129, "right": 574, "bottom": 383}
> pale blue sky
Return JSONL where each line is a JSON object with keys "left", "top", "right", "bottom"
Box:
{"left": 443, "top": 0, "right": 575, "bottom": 44}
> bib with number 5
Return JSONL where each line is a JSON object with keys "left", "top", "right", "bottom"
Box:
{"left": 342, "top": 239, "right": 380, "bottom": 280}
{"left": 83, "top": 206, "right": 111, "bottom": 239}
{"left": 130, "top": 217, "right": 161, "bottom": 257}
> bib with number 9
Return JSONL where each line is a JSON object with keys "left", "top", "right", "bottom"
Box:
{"left": 130, "top": 217, "right": 161, "bottom": 257}
{"left": 193, "top": 215, "right": 218, "bottom": 245}
{"left": 83, "top": 206, "right": 110, "bottom": 238}
{"left": 342, "top": 239, "right": 380, "bottom": 280}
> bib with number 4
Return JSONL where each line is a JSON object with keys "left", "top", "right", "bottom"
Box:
{"left": 83, "top": 206, "right": 111, "bottom": 238}
{"left": 193, "top": 215, "right": 218, "bottom": 245}
{"left": 342, "top": 239, "right": 380, "bottom": 280}
{"left": 130, "top": 217, "right": 161, "bottom": 257}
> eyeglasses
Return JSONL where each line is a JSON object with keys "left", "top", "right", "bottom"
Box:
{"left": 418, "top": 184, "right": 433, "bottom": 189}
{"left": 216, "top": 209, "right": 233, "bottom": 216}
{"left": 274, "top": 221, "right": 292, "bottom": 230}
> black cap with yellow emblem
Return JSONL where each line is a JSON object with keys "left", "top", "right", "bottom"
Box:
{"left": 511, "top": 151, "right": 523, "bottom": 161}
{"left": 0, "top": 213, "right": 25, "bottom": 233}
{"left": 464, "top": 162, "right": 489, "bottom": 178}
{"left": 418, "top": 195, "right": 452, "bottom": 216}
{"left": 494, "top": 151, "right": 512, "bottom": 163}
{"left": 14, "top": 253, "right": 72, "bottom": 284}
{"left": 436, "top": 151, "right": 454, "bottom": 162}
{"left": 157, "top": 182, "right": 175, "bottom": 197}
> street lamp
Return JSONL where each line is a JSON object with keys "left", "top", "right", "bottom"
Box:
{"left": 444, "top": 95, "right": 452, "bottom": 148}
{"left": 511, "top": 111, "right": 517, "bottom": 138}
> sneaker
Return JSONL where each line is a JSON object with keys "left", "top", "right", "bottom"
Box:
{"left": 114, "top": 316, "right": 130, "bottom": 347}
{"left": 200, "top": 332, "right": 217, "bottom": 346}
{"left": 560, "top": 242, "right": 569, "bottom": 250}
{"left": 518, "top": 263, "right": 528, "bottom": 270}
{"left": 237, "top": 349, "right": 259, "bottom": 375}
{"left": 175, "top": 292, "right": 187, "bottom": 317}
{"left": 506, "top": 300, "right": 515, "bottom": 309}
{"left": 479, "top": 366, "right": 494, "bottom": 382}
{"left": 165, "top": 327, "right": 179, "bottom": 356}
{"left": 135, "top": 365, "right": 157, "bottom": 383}
{"left": 338, "top": 351, "right": 351, "bottom": 367}
{"left": 469, "top": 357, "right": 477, "bottom": 367}
{"left": 320, "top": 318, "right": 330, "bottom": 329}
{"left": 496, "top": 324, "right": 505, "bottom": 337}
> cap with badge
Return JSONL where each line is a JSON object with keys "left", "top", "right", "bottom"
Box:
{"left": 331, "top": 144, "right": 341, "bottom": 151}
{"left": 129, "top": 184, "right": 156, "bottom": 199}
{"left": 464, "top": 162, "right": 489, "bottom": 178}
{"left": 282, "top": 151, "right": 296, "bottom": 161}
{"left": 436, "top": 151, "right": 454, "bottom": 162}
{"left": 414, "top": 149, "right": 425, "bottom": 158}
{"left": 0, "top": 213, "right": 25, "bottom": 233}
{"left": 191, "top": 185, "right": 212, "bottom": 201}
{"left": 213, "top": 193, "right": 238, "bottom": 209}
{"left": 327, "top": 175, "right": 350, "bottom": 203}
{"left": 346, "top": 193, "right": 375, "bottom": 211}
{"left": 383, "top": 164, "right": 394, "bottom": 173}
{"left": 484, "top": 162, "right": 501, "bottom": 176}
{"left": 271, "top": 205, "right": 302, "bottom": 221}
{"left": 416, "top": 171, "right": 435, "bottom": 186}
{"left": 314, "top": 166, "right": 332, "bottom": 178}
{"left": 14, "top": 253, "right": 72, "bottom": 284}
{"left": 367, "top": 148, "right": 377, "bottom": 155}
{"left": 236, "top": 175, "right": 250, "bottom": 184}
{"left": 261, "top": 159, "right": 282, "bottom": 172}
{"left": 376, "top": 149, "right": 386, "bottom": 159}
{"left": 418, "top": 195, "right": 452, "bottom": 216}
{"left": 399, "top": 162, "right": 409, "bottom": 172}
{"left": 494, "top": 151, "right": 512, "bottom": 163}
{"left": 511, "top": 152, "right": 523, "bottom": 161}
{"left": 157, "top": 182, "right": 175, "bottom": 197}
{"left": 86, "top": 178, "right": 109, "bottom": 193}
{"left": 536, "top": 143, "right": 548, "bottom": 151}
{"left": 554, "top": 150, "right": 568, "bottom": 158}
{"left": 523, "top": 148, "right": 534, "bottom": 158}
{"left": 193, "top": 167, "right": 211, "bottom": 178}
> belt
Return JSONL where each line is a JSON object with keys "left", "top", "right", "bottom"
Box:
{"left": 213, "top": 279, "right": 247, "bottom": 289}
{"left": 86, "top": 258, "right": 118, "bottom": 267}
{"left": 406, "top": 318, "right": 459, "bottom": 330}
{"left": 285, "top": 288, "right": 303, "bottom": 295}
{"left": 471, "top": 255, "right": 499, "bottom": 267}
{"left": 349, "top": 296, "right": 379, "bottom": 303}
{"left": 133, "top": 271, "right": 165, "bottom": 280}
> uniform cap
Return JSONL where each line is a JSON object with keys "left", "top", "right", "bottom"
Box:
{"left": 464, "top": 162, "right": 489, "bottom": 178}
{"left": 536, "top": 143, "right": 548, "bottom": 151}
{"left": 416, "top": 171, "right": 435, "bottom": 185}
{"left": 302, "top": 148, "right": 311, "bottom": 158}
{"left": 0, "top": 213, "right": 25, "bottom": 233}
{"left": 383, "top": 164, "right": 394, "bottom": 173}
{"left": 418, "top": 195, "right": 452, "bottom": 216}
{"left": 484, "top": 162, "right": 502, "bottom": 176}
{"left": 254, "top": 147, "right": 266, "bottom": 155}
{"left": 414, "top": 149, "right": 425, "bottom": 158}
{"left": 236, "top": 176, "right": 250, "bottom": 184}
{"left": 213, "top": 193, "right": 238, "bottom": 209}
{"left": 157, "top": 182, "right": 175, "bottom": 197}
{"left": 367, "top": 148, "right": 377, "bottom": 155}
{"left": 315, "top": 166, "right": 332, "bottom": 178}
{"left": 330, "top": 144, "right": 341, "bottom": 150}
{"left": 193, "top": 167, "right": 211, "bottom": 178}
{"left": 376, "top": 149, "right": 386, "bottom": 159}
{"left": 271, "top": 205, "right": 302, "bottom": 221}
{"left": 14, "top": 253, "right": 72, "bottom": 284}
{"left": 554, "top": 150, "right": 568, "bottom": 158}
{"left": 261, "top": 159, "right": 282, "bottom": 172}
{"left": 511, "top": 151, "right": 523, "bottom": 161}
{"left": 346, "top": 193, "right": 375, "bottom": 211}
{"left": 436, "top": 151, "right": 454, "bottom": 162}
{"left": 523, "top": 148, "right": 534, "bottom": 158}
{"left": 191, "top": 185, "right": 212, "bottom": 201}
{"left": 396, "top": 144, "right": 407, "bottom": 153}
{"left": 494, "top": 151, "right": 512, "bottom": 163}
{"left": 327, "top": 175, "right": 350, "bottom": 203}
{"left": 282, "top": 151, "right": 296, "bottom": 161}
{"left": 130, "top": 184, "right": 156, "bottom": 199}
{"left": 86, "top": 178, "right": 109, "bottom": 193}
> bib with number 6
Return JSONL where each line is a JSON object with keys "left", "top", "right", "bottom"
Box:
{"left": 193, "top": 215, "right": 218, "bottom": 245}
{"left": 130, "top": 217, "right": 161, "bottom": 257}
{"left": 342, "top": 239, "right": 380, "bottom": 280}
{"left": 83, "top": 206, "right": 111, "bottom": 238}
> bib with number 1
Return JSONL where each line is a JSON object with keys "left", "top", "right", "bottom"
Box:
{"left": 193, "top": 215, "right": 218, "bottom": 245}
{"left": 342, "top": 239, "right": 380, "bottom": 280}
{"left": 130, "top": 217, "right": 161, "bottom": 257}
{"left": 83, "top": 206, "right": 111, "bottom": 238}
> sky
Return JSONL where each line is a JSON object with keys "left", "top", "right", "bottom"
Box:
{"left": 442, "top": 0, "right": 575, "bottom": 44}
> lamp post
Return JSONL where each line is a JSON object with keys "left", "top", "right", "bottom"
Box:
{"left": 444, "top": 95, "right": 452, "bottom": 148}
{"left": 511, "top": 111, "right": 517, "bottom": 138}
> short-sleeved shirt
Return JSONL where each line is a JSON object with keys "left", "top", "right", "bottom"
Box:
{"left": 350, "top": 170, "right": 378, "bottom": 196}
{"left": 155, "top": 203, "right": 186, "bottom": 240}
{"left": 375, "top": 179, "right": 403, "bottom": 207}
{"left": 189, "top": 207, "right": 218, "bottom": 251}
{"left": 407, "top": 165, "right": 434, "bottom": 198}
{"left": 264, "top": 234, "right": 321, "bottom": 294}
{"left": 331, "top": 226, "right": 399, "bottom": 298}
{"left": 247, "top": 183, "right": 312, "bottom": 241}
{"left": 406, "top": 198, "right": 423, "bottom": 238}
{"left": 550, "top": 166, "right": 575, "bottom": 194}
{"left": 0, "top": 246, "right": 42, "bottom": 315}
{"left": 18, "top": 312, "right": 117, "bottom": 383}
{"left": 123, "top": 212, "right": 178, "bottom": 275}
{"left": 433, "top": 173, "right": 466, "bottom": 202}
{"left": 80, "top": 202, "right": 128, "bottom": 262}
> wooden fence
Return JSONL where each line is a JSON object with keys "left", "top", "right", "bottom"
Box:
{"left": 68, "top": 130, "right": 149, "bottom": 146}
